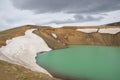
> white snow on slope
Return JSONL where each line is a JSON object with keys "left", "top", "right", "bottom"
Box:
{"left": 98, "top": 28, "right": 120, "bottom": 34}
{"left": 51, "top": 33, "right": 57, "bottom": 38}
{"left": 76, "top": 28, "right": 98, "bottom": 33}
{"left": 0, "top": 29, "right": 52, "bottom": 77}
{"left": 76, "top": 28, "right": 120, "bottom": 34}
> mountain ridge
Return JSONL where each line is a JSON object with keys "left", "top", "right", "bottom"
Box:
{"left": 104, "top": 21, "right": 120, "bottom": 26}
{"left": 0, "top": 25, "right": 120, "bottom": 49}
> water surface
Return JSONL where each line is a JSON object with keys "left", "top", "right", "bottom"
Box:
{"left": 36, "top": 45, "right": 120, "bottom": 80}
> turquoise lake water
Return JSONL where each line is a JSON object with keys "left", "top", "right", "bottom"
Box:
{"left": 36, "top": 45, "right": 120, "bottom": 80}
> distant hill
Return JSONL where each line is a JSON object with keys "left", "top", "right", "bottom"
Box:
{"left": 104, "top": 22, "right": 120, "bottom": 26}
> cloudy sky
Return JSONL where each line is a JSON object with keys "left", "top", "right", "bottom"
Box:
{"left": 0, "top": 0, "right": 120, "bottom": 30}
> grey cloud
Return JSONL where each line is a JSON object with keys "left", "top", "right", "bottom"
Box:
{"left": 11, "top": 0, "right": 120, "bottom": 14}
{"left": 74, "top": 15, "right": 103, "bottom": 21}
{"left": 9, "top": 0, "right": 120, "bottom": 26}
{"left": 45, "top": 15, "right": 103, "bottom": 24}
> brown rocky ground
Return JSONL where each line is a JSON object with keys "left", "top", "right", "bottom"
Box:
{"left": 0, "top": 25, "right": 120, "bottom": 80}
{"left": 0, "top": 60, "right": 61, "bottom": 80}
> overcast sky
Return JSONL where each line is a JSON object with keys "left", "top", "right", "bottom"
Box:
{"left": 0, "top": 0, "right": 120, "bottom": 30}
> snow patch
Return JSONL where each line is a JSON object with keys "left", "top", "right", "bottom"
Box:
{"left": 76, "top": 28, "right": 120, "bottom": 34}
{"left": 76, "top": 28, "right": 98, "bottom": 33}
{"left": 51, "top": 33, "right": 57, "bottom": 38}
{"left": 98, "top": 28, "right": 120, "bottom": 34}
{"left": 0, "top": 29, "right": 52, "bottom": 77}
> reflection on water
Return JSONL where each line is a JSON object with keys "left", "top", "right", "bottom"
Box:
{"left": 36, "top": 45, "right": 120, "bottom": 80}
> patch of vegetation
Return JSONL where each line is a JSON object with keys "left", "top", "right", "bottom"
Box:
{"left": 0, "top": 60, "right": 60, "bottom": 80}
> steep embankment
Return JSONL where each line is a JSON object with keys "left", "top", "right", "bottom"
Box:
{"left": 0, "top": 60, "right": 60, "bottom": 80}
{"left": 34, "top": 26, "right": 120, "bottom": 48}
